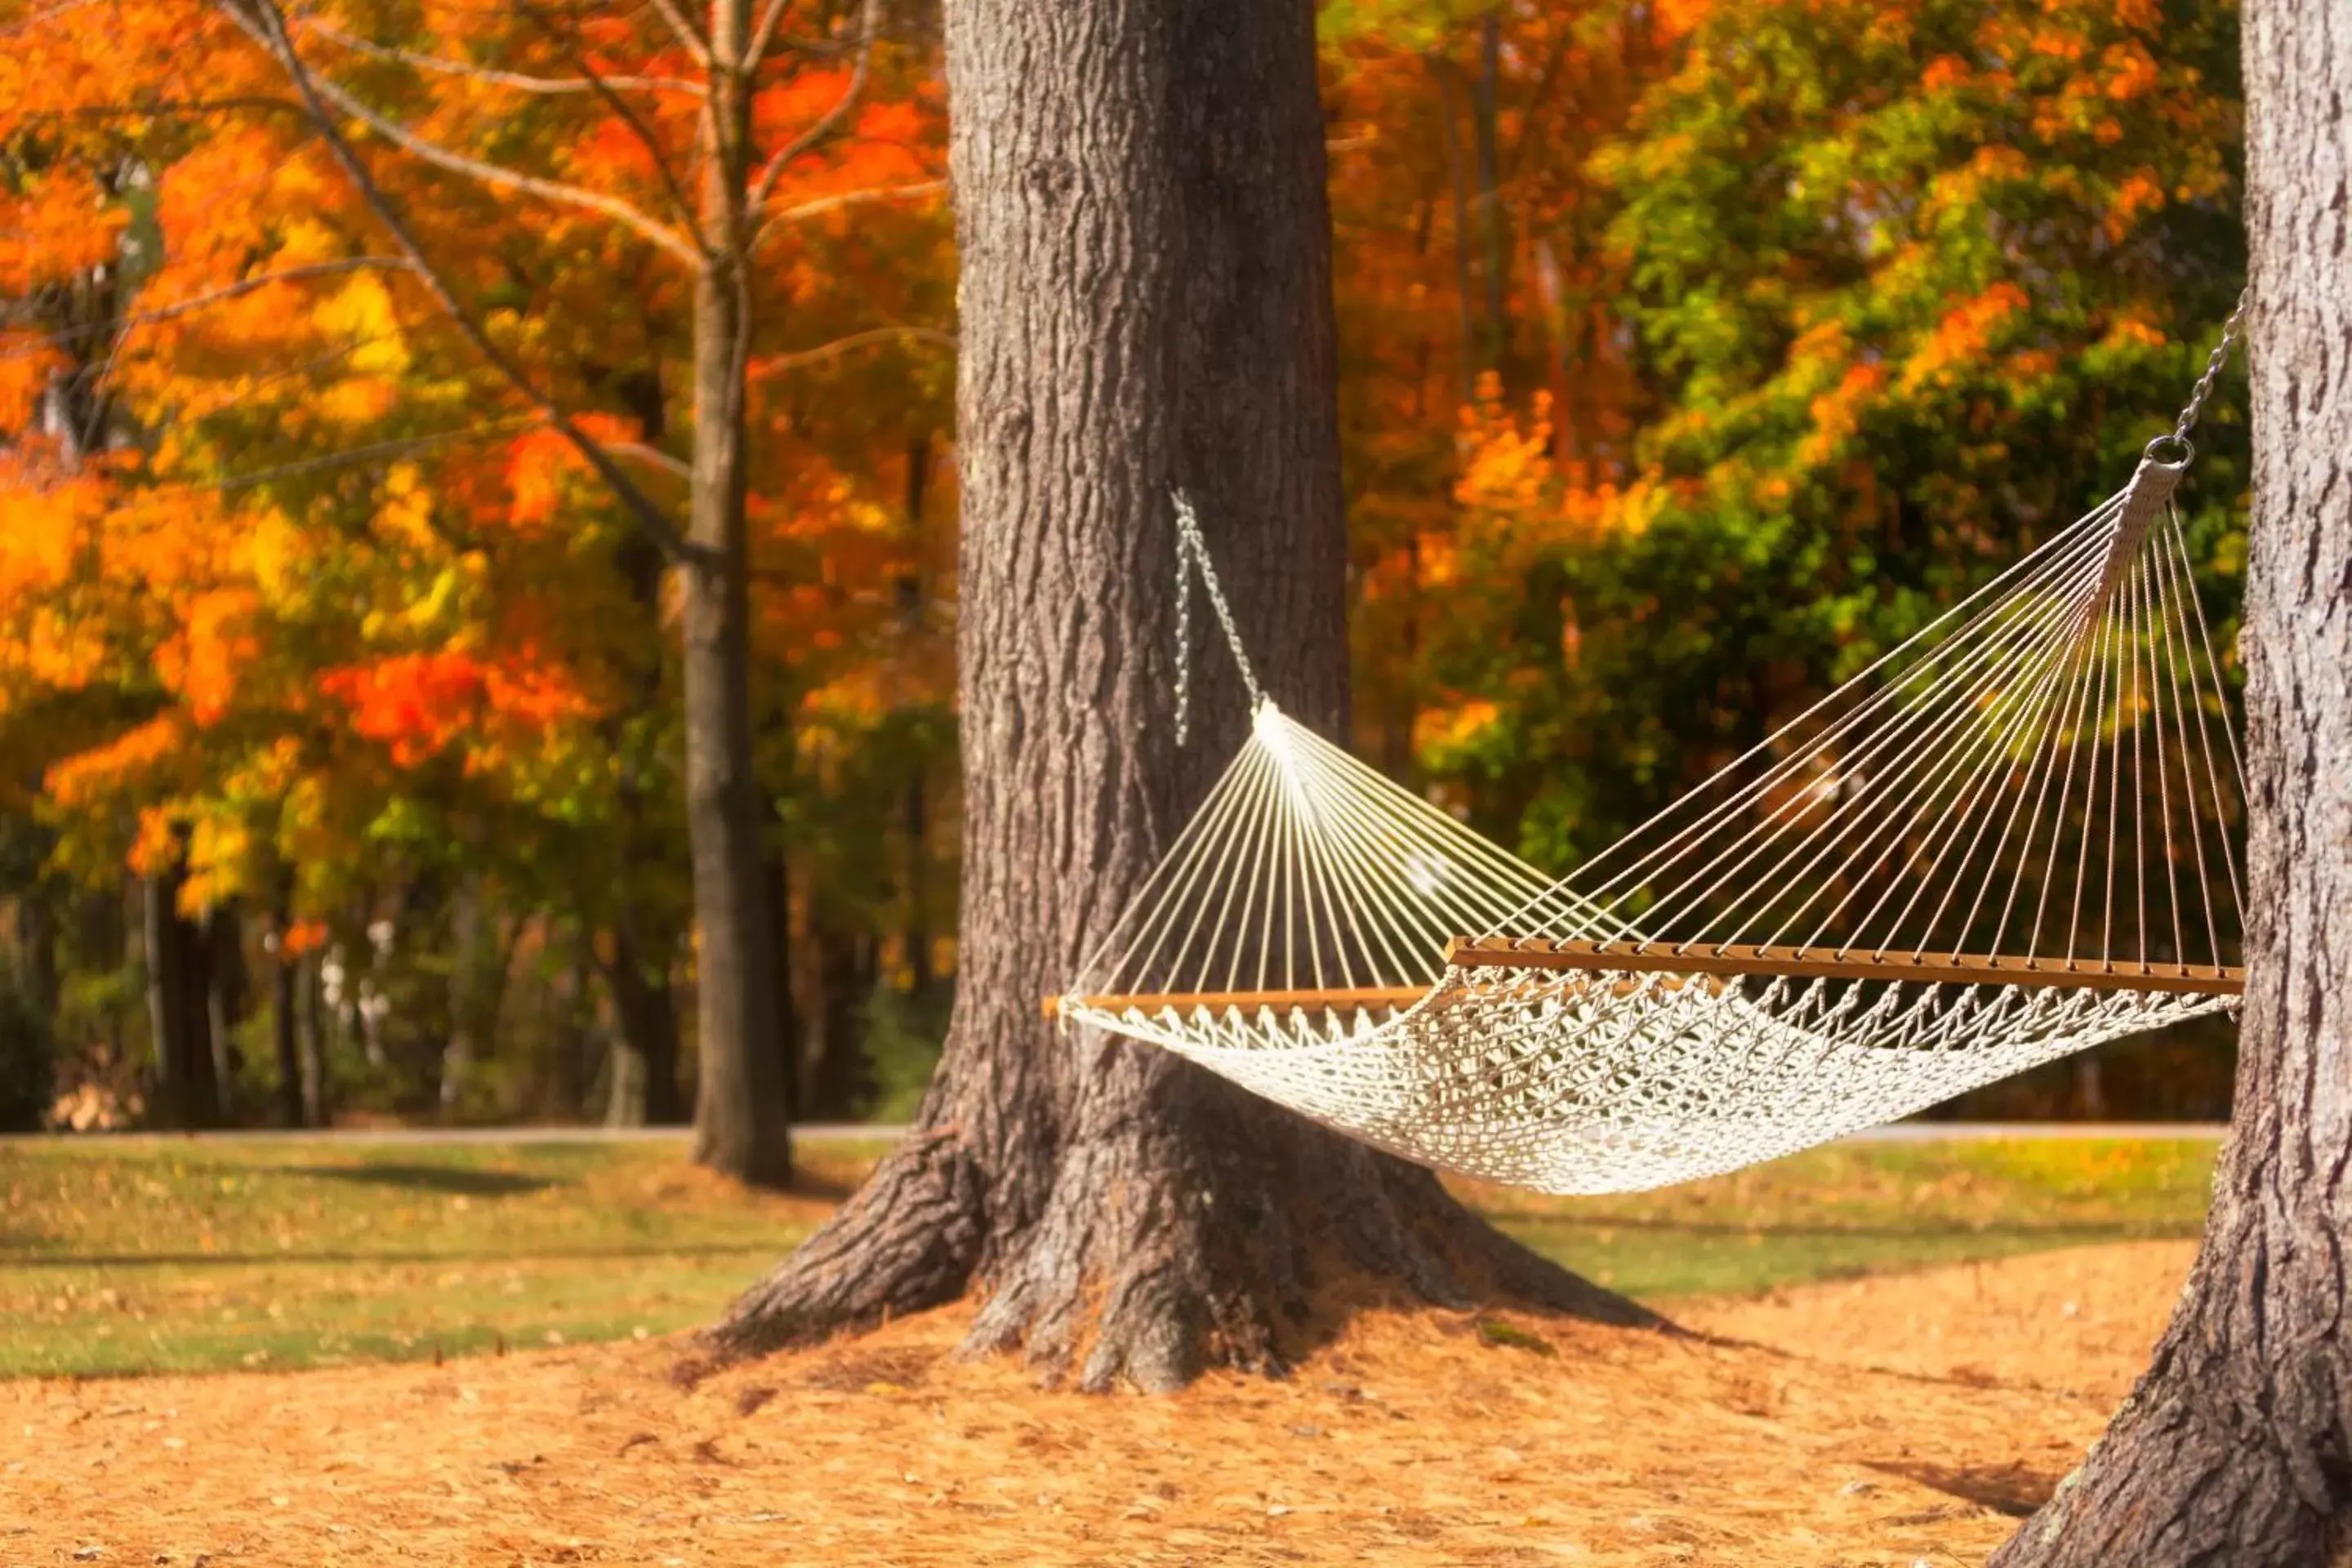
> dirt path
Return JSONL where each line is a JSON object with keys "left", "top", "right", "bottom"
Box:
{"left": 0, "top": 1241, "right": 2196, "bottom": 1566}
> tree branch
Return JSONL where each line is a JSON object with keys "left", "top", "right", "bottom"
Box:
{"left": 2, "top": 258, "right": 417, "bottom": 354}
{"left": 608, "top": 439, "right": 691, "bottom": 479}
{"left": 746, "top": 324, "right": 954, "bottom": 381}
{"left": 209, "top": 416, "right": 539, "bottom": 492}
{"left": 640, "top": 0, "right": 714, "bottom": 69}
{"left": 301, "top": 19, "right": 706, "bottom": 96}
{"left": 746, "top": 0, "right": 879, "bottom": 216}
{"left": 217, "top": 0, "right": 697, "bottom": 567}
{"left": 742, "top": 0, "right": 797, "bottom": 74}
{"left": 753, "top": 178, "right": 945, "bottom": 249}
{"left": 19, "top": 96, "right": 310, "bottom": 121}
{"left": 514, "top": 0, "right": 705, "bottom": 244}
{"left": 226, "top": 7, "right": 704, "bottom": 267}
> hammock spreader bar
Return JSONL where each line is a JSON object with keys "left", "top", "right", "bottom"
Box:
{"left": 1442, "top": 937, "right": 2244, "bottom": 996}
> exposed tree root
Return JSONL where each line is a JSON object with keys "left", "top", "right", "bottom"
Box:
{"left": 709, "top": 1131, "right": 987, "bottom": 1359}
{"left": 712, "top": 1049, "right": 1659, "bottom": 1391}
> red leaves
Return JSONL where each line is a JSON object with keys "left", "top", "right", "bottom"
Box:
{"left": 319, "top": 649, "right": 595, "bottom": 768}
{"left": 320, "top": 652, "right": 490, "bottom": 767}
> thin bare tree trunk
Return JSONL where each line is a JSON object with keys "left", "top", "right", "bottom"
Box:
{"left": 270, "top": 880, "right": 301, "bottom": 1128}
{"left": 203, "top": 902, "right": 244, "bottom": 1122}
{"left": 713, "top": 0, "right": 1646, "bottom": 1389}
{"left": 1993, "top": 7, "right": 2352, "bottom": 1562}
{"left": 1426, "top": 55, "right": 1478, "bottom": 405}
{"left": 141, "top": 842, "right": 218, "bottom": 1130}
{"left": 296, "top": 951, "right": 327, "bottom": 1128}
{"left": 221, "top": 0, "right": 795, "bottom": 1181}
{"left": 1470, "top": 10, "right": 1508, "bottom": 374}
{"left": 684, "top": 0, "right": 793, "bottom": 1186}
{"left": 604, "top": 921, "right": 684, "bottom": 1126}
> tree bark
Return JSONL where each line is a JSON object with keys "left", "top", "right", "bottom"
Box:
{"left": 900, "top": 428, "right": 936, "bottom": 995}
{"left": 141, "top": 844, "right": 218, "bottom": 1130}
{"left": 1470, "top": 9, "right": 1508, "bottom": 376}
{"left": 204, "top": 902, "right": 244, "bottom": 1122}
{"left": 296, "top": 951, "right": 328, "bottom": 1128}
{"left": 15, "top": 889, "right": 57, "bottom": 1024}
{"left": 682, "top": 0, "right": 794, "bottom": 1186}
{"left": 604, "top": 919, "right": 684, "bottom": 1127}
{"left": 270, "top": 884, "right": 301, "bottom": 1129}
{"left": 803, "top": 923, "right": 875, "bottom": 1120}
{"left": 604, "top": 457, "right": 686, "bottom": 1132}
{"left": 439, "top": 877, "right": 510, "bottom": 1118}
{"left": 760, "top": 850, "right": 803, "bottom": 1122}
{"left": 1992, "top": 8, "right": 2352, "bottom": 1563}
{"left": 713, "top": 0, "right": 1648, "bottom": 1389}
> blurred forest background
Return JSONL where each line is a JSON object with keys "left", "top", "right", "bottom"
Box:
{"left": 0, "top": 0, "right": 2246, "bottom": 1135}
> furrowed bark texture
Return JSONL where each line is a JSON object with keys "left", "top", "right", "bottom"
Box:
{"left": 715, "top": 0, "right": 1649, "bottom": 1390}
{"left": 1993, "top": 7, "right": 2352, "bottom": 1564}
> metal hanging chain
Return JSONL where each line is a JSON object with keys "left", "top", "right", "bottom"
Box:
{"left": 1171, "top": 488, "right": 1264, "bottom": 746}
{"left": 2147, "top": 286, "right": 2252, "bottom": 465}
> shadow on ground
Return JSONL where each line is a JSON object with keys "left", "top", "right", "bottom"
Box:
{"left": 1869, "top": 1459, "right": 2061, "bottom": 1517}
{"left": 296, "top": 1164, "right": 561, "bottom": 1196}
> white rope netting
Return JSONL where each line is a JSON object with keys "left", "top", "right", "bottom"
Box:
{"left": 1059, "top": 343, "right": 2248, "bottom": 1194}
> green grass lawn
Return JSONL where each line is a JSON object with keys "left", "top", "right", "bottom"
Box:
{"left": 1472, "top": 1136, "right": 2217, "bottom": 1296}
{"left": 0, "top": 1132, "right": 2216, "bottom": 1379}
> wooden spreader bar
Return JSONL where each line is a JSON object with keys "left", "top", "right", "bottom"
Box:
{"left": 1443, "top": 938, "right": 2245, "bottom": 996}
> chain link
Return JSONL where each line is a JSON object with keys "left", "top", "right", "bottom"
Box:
{"left": 2147, "top": 286, "right": 2251, "bottom": 465}
{"left": 1170, "top": 489, "right": 1263, "bottom": 746}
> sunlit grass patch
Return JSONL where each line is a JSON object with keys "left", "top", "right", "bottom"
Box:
{"left": 1459, "top": 1137, "right": 2216, "bottom": 1298}
{"left": 0, "top": 1136, "right": 872, "bottom": 1377}
{"left": 0, "top": 1131, "right": 2216, "bottom": 1377}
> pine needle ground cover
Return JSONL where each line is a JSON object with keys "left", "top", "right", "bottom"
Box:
{"left": 0, "top": 1134, "right": 2213, "bottom": 1379}
{"left": 0, "top": 1241, "right": 2198, "bottom": 1566}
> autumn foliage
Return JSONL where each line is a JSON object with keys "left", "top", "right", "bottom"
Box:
{"left": 0, "top": 0, "right": 2244, "bottom": 1125}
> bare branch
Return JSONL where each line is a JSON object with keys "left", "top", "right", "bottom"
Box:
{"left": 746, "top": 0, "right": 879, "bottom": 216}
{"left": 746, "top": 323, "right": 953, "bottom": 381}
{"left": 608, "top": 439, "right": 691, "bottom": 478}
{"left": 753, "top": 177, "right": 945, "bottom": 247}
{"left": 310, "top": 73, "right": 702, "bottom": 265}
{"left": 515, "top": 0, "right": 704, "bottom": 243}
{"left": 17, "top": 97, "right": 309, "bottom": 121}
{"left": 210, "top": 416, "right": 539, "bottom": 492}
{"left": 641, "top": 0, "right": 714, "bottom": 69}
{"left": 2, "top": 259, "right": 418, "bottom": 356}
{"left": 217, "top": 5, "right": 704, "bottom": 267}
{"left": 742, "top": 0, "right": 796, "bottom": 74}
{"left": 302, "top": 19, "right": 706, "bottom": 96}
{"left": 216, "top": 0, "right": 697, "bottom": 566}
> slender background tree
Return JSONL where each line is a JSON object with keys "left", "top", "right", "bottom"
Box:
{"left": 0, "top": 0, "right": 950, "bottom": 1161}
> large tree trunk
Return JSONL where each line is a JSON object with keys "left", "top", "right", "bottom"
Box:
{"left": 683, "top": 0, "right": 794, "bottom": 1187}
{"left": 713, "top": 0, "right": 1647, "bottom": 1390}
{"left": 1992, "top": 9, "right": 2352, "bottom": 1564}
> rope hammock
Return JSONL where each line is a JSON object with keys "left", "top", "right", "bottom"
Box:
{"left": 1054, "top": 307, "right": 2250, "bottom": 1195}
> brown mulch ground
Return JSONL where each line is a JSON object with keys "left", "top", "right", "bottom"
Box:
{"left": 0, "top": 1241, "right": 2197, "bottom": 1567}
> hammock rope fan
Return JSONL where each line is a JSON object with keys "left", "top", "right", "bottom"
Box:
{"left": 1053, "top": 305, "right": 2250, "bottom": 1195}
